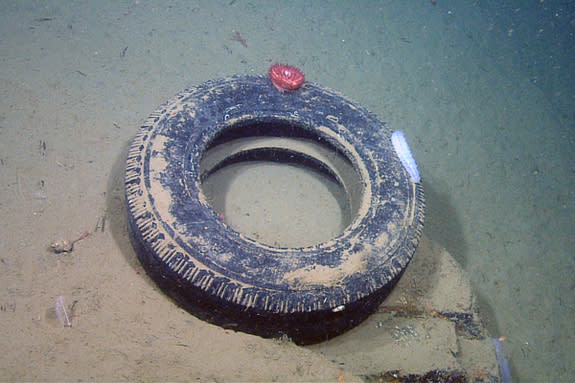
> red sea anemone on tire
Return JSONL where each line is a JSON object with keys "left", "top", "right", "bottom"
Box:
{"left": 268, "top": 64, "right": 305, "bottom": 91}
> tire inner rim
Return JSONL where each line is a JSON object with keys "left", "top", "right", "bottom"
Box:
{"left": 199, "top": 119, "right": 364, "bottom": 248}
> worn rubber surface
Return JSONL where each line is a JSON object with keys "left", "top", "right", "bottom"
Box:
{"left": 125, "top": 75, "right": 425, "bottom": 344}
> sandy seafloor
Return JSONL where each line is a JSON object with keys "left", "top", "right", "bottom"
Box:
{"left": 0, "top": 0, "right": 574, "bottom": 382}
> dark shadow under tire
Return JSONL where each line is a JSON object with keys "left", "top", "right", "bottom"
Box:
{"left": 125, "top": 75, "right": 425, "bottom": 344}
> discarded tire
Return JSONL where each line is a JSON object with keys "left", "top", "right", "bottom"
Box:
{"left": 125, "top": 75, "right": 425, "bottom": 344}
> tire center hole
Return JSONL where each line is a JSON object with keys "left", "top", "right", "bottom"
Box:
{"left": 199, "top": 122, "right": 362, "bottom": 248}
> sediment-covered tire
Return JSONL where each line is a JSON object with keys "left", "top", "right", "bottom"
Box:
{"left": 125, "top": 75, "right": 425, "bottom": 344}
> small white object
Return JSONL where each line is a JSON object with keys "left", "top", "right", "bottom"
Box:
{"left": 332, "top": 305, "right": 345, "bottom": 313}
{"left": 391, "top": 130, "right": 421, "bottom": 183}
{"left": 55, "top": 296, "right": 72, "bottom": 327}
